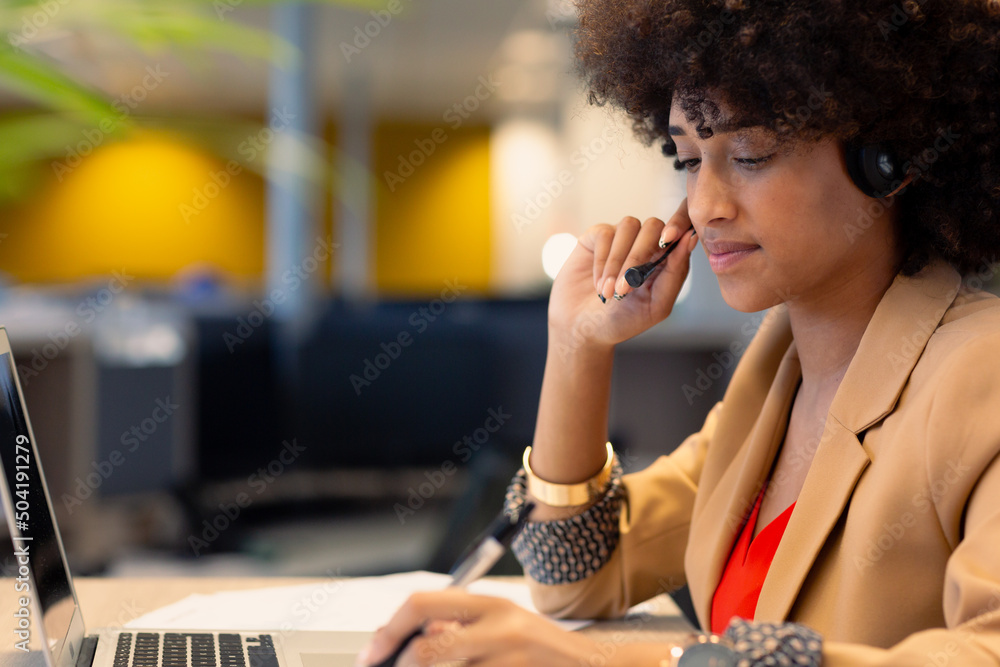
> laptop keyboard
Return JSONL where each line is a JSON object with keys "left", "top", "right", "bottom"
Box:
{"left": 113, "top": 632, "right": 278, "bottom": 667}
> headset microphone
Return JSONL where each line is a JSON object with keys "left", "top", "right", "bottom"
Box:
{"left": 624, "top": 231, "right": 693, "bottom": 289}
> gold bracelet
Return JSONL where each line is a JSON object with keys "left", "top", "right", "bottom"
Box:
{"left": 522, "top": 442, "right": 614, "bottom": 507}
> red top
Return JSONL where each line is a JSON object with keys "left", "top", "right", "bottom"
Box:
{"left": 710, "top": 487, "right": 796, "bottom": 634}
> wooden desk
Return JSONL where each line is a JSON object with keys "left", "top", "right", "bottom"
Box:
{"left": 1, "top": 576, "right": 692, "bottom": 659}
{"left": 71, "top": 576, "right": 694, "bottom": 646}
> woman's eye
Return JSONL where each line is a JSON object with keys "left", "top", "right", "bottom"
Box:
{"left": 735, "top": 154, "right": 774, "bottom": 169}
{"left": 673, "top": 158, "right": 700, "bottom": 172}
{"left": 673, "top": 154, "right": 773, "bottom": 173}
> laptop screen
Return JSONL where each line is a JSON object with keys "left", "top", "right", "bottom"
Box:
{"left": 0, "top": 342, "right": 81, "bottom": 664}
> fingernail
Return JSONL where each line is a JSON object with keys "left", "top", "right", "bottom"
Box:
{"left": 354, "top": 646, "right": 370, "bottom": 666}
{"left": 613, "top": 278, "right": 628, "bottom": 301}
{"left": 597, "top": 293, "right": 607, "bottom": 304}
{"left": 601, "top": 276, "right": 614, "bottom": 301}
{"left": 688, "top": 230, "right": 699, "bottom": 250}
{"left": 659, "top": 226, "right": 680, "bottom": 248}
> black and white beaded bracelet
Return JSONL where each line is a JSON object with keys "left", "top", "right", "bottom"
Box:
{"left": 503, "top": 459, "right": 625, "bottom": 584}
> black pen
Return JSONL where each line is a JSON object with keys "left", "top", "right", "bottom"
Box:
{"left": 369, "top": 501, "right": 535, "bottom": 667}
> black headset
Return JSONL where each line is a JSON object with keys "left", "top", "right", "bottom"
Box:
{"left": 845, "top": 143, "right": 906, "bottom": 198}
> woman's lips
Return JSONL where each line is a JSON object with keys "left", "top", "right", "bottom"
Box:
{"left": 702, "top": 239, "right": 760, "bottom": 272}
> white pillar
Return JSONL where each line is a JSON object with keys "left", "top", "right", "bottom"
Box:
{"left": 267, "top": 3, "right": 321, "bottom": 338}
{"left": 335, "top": 65, "right": 374, "bottom": 300}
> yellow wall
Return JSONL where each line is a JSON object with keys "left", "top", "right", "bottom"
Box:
{"left": 0, "top": 131, "right": 265, "bottom": 285}
{"left": 0, "top": 122, "right": 492, "bottom": 295}
{"left": 373, "top": 122, "right": 491, "bottom": 296}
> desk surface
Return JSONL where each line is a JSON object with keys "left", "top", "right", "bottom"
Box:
{"left": 70, "top": 576, "right": 693, "bottom": 646}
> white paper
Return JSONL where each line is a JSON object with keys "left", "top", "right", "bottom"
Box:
{"left": 125, "top": 572, "right": 591, "bottom": 632}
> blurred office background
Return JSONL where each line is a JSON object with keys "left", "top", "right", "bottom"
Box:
{"left": 0, "top": 0, "right": 790, "bottom": 584}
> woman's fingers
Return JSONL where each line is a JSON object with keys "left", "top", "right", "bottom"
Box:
{"left": 614, "top": 200, "right": 695, "bottom": 302}
{"left": 590, "top": 224, "right": 614, "bottom": 298}
{"left": 597, "top": 216, "right": 643, "bottom": 302}
{"left": 660, "top": 198, "right": 693, "bottom": 248}
{"left": 390, "top": 597, "right": 583, "bottom": 667}
{"left": 568, "top": 222, "right": 611, "bottom": 296}
{"left": 394, "top": 621, "right": 470, "bottom": 667}
{"left": 395, "top": 620, "right": 471, "bottom": 666}
{"left": 576, "top": 200, "right": 695, "bottom": 305}
{"left": 608, "top": 216, "right": 668, "bottom": 300}
{"left": 646, "top": 227, "right": 698, "bottom": 315}
{"left": 358, "top": 590, "right": 492, "bottom": 666}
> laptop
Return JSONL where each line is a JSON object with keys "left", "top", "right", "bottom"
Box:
{"left": 0, "top": 327, "right": 371, "bottom": 667}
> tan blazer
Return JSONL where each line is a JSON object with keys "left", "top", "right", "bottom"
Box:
{"left": 528, "top": 259, "right": 1000, "bottom": 665}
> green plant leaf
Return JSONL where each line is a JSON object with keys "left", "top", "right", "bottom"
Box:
{"left": 0, "top": 113, "right": 104, "bottom": 165}
{"left": 0, "top": 47, "right": 119, "bottom": 123}
{"left": 67, "top": 6, "right": 300, "bottom": 67}
{"left": 0, "top": 0, "right": 381, "bottom": 207}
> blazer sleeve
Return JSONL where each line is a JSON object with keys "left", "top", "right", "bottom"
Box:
{"left": 823, "top": 331, "right": 1000, "bottom": 665}
{"left": 526, "top": 402, "right": 722, "bottom": 619}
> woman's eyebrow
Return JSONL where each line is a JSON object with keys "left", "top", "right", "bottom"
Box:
{"left": 668, "top": 124, "right": 768, "bottom": 143}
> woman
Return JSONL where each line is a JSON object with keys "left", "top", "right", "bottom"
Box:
{"left": 357, "top": 0, "right": 1000, "bottom": 664}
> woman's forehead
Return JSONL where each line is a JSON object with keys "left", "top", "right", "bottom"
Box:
{"left": 668, "top": 112, "right": 775, "bottom": 143}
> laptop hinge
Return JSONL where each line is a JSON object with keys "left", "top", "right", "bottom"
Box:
{"left": 75, "top": 636, "right": 99, "bottom": 667}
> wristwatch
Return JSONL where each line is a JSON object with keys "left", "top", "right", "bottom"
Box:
{"left": 662, "top": 633, "right": 737, "bottom": 667}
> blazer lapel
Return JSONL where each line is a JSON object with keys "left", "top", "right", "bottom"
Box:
{"left": 755, "top": 259, "right": 962, "bottom": 621}
{"left": 753, "top": 415, "right": 869, "bottom": 621}
{"left": 688, "top": 345, "right": 802, "bottom": 627}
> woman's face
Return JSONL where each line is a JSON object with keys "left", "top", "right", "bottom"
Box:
{"left": 669, "top": 101, "right": 902, "bottom": 313}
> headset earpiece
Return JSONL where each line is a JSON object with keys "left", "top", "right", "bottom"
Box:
{"left": 845, "top": 143, "right": 904, "bottom": 198}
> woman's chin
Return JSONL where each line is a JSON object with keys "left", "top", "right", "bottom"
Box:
{"left": 717, "top": 281, "right": 785, "bottom": 314}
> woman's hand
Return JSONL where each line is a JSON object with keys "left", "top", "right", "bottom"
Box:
{"left": 355, "top": 590, "right": 604, "bottom": 667}
{"left": 356, "top": 590, "right": 680, "bottom": 666}
{"left": 548, "top": 199, "right": 698, "bottom": 351}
